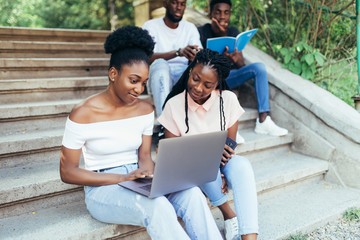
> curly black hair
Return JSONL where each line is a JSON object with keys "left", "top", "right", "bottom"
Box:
{"left": 163, "top": 49, "right": 231, "bottom": 133}
{"left": 104, "top": 25, "right": 155, "bottom": 71}
{"left": 209, "top": 0, "right": 232, "bottom": 13}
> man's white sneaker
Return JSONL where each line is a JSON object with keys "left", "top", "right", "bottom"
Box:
{"left": 254, "top": 116, "right": 288, "bottom": 136}
{"left": 224, "top": 217, "right": 239, "bottom": 240}
{"left": 236, "top": 132, "right": 245, "bottom": 144}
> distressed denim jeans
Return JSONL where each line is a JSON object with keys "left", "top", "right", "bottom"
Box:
{"left": 149, "top": 59, "right": 188, "bottom": 118}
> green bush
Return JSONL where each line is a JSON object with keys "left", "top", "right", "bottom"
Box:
{"left": 279, "top": 42, "right": 326, "bottom": 80}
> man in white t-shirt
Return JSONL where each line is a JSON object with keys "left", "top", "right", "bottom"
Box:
{"left": 143, "top": 0, "right": 203, "bottom": 118}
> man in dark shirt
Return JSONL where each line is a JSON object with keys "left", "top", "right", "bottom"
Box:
{"left": 198, "top": 0, "right": 288, "bottom": 141}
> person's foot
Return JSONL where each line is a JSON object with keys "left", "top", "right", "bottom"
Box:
{"left": 224, "top": 217, "right": 239, "bottom": 240}
{"left": 236, "top": 132, "right": 245, "bottom": 144}
{"left": 254, "top": 116, "right": 288, "bottom": 136}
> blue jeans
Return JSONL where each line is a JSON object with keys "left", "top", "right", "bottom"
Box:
{"left": 149, "top": 59, "right": 188, "bottom": 118}
{"left": 226, "top": 62, "right": 270, "bottom": 113}
{"left": 200, "top": 155, "right": 259, "bottom": 235}
{"left": 84, "top": 163, "right": 222, "bottom": 240}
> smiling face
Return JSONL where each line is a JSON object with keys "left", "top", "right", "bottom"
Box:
{"left": 164, "top": 0, "right": 186, "bottom": 23}
{"left": 211, "top": 2, "right": 231, "bottom": 29}
{"left": 110, "top": 61, "right": 149, "bottom": 105}
{"left": 187, "top": 63, "right": 219, "bottom": 105}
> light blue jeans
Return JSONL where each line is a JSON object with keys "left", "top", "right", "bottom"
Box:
{"left": 84, "top": 163, "right": 223, "bottom": 240}
{"left": 149, "top": 59, "right": 188, "bottom": 118}
{"left": 200, "top": 155, "right": 259, "bottom": 235}
{"left": 226, "top": 62, "right": 270, "bottom": 113}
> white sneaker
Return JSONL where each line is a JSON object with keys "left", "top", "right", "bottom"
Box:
{"left": 224, "top": 217, "right": 239, "bottom": 240}
{"left": 236, "top": 132, "right": 245, "bottom": 144}
{"left": 254, "top": 116, "right": 288, "bottom": 136}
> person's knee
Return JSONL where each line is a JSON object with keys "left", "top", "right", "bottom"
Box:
{"left": 149, "top": 59, "right": 170, "bottom": 85}
{"left": 150, "top": 59, "right": 170, "bottom": 73}
{"left": 226, "top": 155, "right": 254, "bottom": 176}
{"left": 181, "top": 187, "right": 207, "bottom": 206}
{"left": 252, "top": 62, "right": 266, "bottom": 74}
{"left": 146, "top": 196, "right": 178, "bottom": 223}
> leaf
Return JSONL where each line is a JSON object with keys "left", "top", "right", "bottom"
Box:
{"left": 284, "top": 54, "right": 292, "bottom": 64}
{"left": 280, "top": 48, "right": 289, "bottom": 56}
{"left": 303, "top": 43, "right": 313, "bottom": 52}
{"left": 301, "top": 68, "right": 315, "bottom": 80}
{"left": 304, "top": 54, "right": 315, "bottom": 65}
{"left": 302, "top": 62, "right": 308, "bottom": 72}
{"left": 289, "top": 59, "right": 302, "bottom": 74}
{"left": 282, "top": 63, "right": 289, "bottom": 69}
{"left": 314, "top": 52, "right": 326, "bottom": 66}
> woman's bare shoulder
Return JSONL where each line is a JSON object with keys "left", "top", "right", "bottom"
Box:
{"left": 136, "top": 99, "right": 154, "bottom": 115}
{"left": 69, "top": 93, "right": 105, "bottom": 123}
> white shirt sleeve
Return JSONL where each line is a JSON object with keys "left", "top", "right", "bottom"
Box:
{"left": 62, "top": 118, "right": 86, "bottom": 149}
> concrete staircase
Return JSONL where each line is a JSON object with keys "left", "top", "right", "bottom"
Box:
{"left": 1, "top": 27, "right": 359, "bottom": 240}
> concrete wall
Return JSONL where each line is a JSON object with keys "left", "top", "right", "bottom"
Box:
{"left": 242, "top": 44, "right": 360, "bottom": 189}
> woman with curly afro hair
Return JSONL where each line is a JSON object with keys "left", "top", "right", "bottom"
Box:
{"left": 60, "top": 26, "right": 222, "bottom": 240}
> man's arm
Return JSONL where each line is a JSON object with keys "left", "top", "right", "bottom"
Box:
{"left": 149, "top": 45, "right": 200, "bottom": 63}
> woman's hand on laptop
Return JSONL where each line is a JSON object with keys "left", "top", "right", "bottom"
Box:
{"left": 125, "top": 169, "right": 153, "bottom": 182}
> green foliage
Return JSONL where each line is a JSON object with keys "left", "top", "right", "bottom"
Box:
{"left": 343, "top": 207, "right": 360, "bottom": 221}
{"left": 279, "top": 42, "right": 326, "bottom": 80}
{"left": 0, "top": 0, "right": 42, "bottom": 27}
{"left": 0, "top": 0, "right": 134, "bottom": 30}
{"left": 192, "top": 0, "right": 357, "bottom": 106}
{"left": 32, "top": 0, "right": 110, "bottom": 30}
{"left": 283, "top": 232, "right": 308, "bottom": 240}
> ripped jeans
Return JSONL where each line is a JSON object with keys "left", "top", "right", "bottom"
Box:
{"left": 148, "top": 59, "right": 188, "bottom": 118}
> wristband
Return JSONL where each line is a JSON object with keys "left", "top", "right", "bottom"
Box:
{"left": 175, "top": 48, "right": 181, "bottom": 57}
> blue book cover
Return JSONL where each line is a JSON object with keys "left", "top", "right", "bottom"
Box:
{"left": 207, "top": 28, "right": 258, "bottom": 54}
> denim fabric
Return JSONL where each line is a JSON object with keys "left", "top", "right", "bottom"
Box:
{"left": 149, "top": 59, "right": 188, "bottom": 118}
{"left": 200, "top": 155, "right": 259, "bottom": 235}
{"left": 84, "top": 163, "right": 223, "bottom": 240}
{"left": 226, "top": 62, "right": 270, "bottom": 113}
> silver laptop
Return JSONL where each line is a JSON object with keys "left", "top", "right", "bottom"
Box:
{"left": 118, "top": 130, "right": 228, "bottom": 198}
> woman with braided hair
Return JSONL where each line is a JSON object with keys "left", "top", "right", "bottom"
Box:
{"left": 60, "top": 26, "right": 222, "bottom": 240}
{"left": 159, "top": 49, "right": 259, "bottom": 240}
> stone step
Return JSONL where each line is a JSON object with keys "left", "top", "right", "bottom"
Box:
{"left": 0, "top": 58, "right": 108, "bottom": 79}
{"left": 0, "top": 76, "right": 108, "bottom": 92}
{"left": 257, "top": 181, "right": 360, "bottom": 240}
{"left": 0, "top": 76, "right": 108, "bottom": 104}
{"left": 0, "top": 40, "right": 107, "bottom": 58}
{"left": 0, "top": 128, "right": 64, "bottom": 157}
{"left": 0, "top": 151, "right": 329, "bottom": 238}
{"left": 0, "top": 99, "right": 80, "bottom": 121}
{"left": 236, "top": 129, "right": 293, "bottom": 154}
{"left": 0, "top": 27, "right": 109, "bottom": 43}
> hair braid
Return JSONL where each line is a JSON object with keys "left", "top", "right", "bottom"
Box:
{"left": 185, "top": 88, "right": 190, "bottom": 133}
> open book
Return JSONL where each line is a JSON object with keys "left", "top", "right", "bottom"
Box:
{"left": 207, "top": 28, "right": 258, "bottom": 54}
